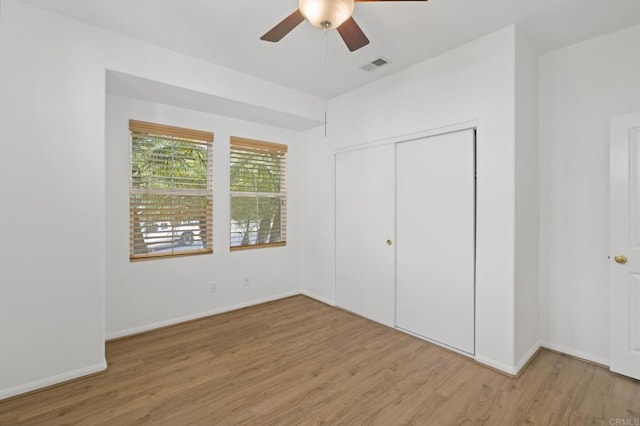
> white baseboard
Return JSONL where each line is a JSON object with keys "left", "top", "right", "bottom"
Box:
{"left": 514, "top": 341, "right": 541, "bottom": 374}
{"left": 5, "top": 296, "right": 611, "bottom": 401}
{"left": 476, "top": 341, "right": 582, "bottom": 376}
{"left": 106, "top": 290, "right": 301, "bottom": 340}
{"left": 474, "top": 354, "right": 519, "bottom": 375}
{"left": 0, "top": 361, "right": 107, "bottom": 401}
{"left": 300, "top": 291, "right": 335, "bottom": 307}
{"left": 540, "top": 340, "right": 609, "bottom": 367}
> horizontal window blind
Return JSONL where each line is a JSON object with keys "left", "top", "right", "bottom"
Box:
{"left": 230, "top": 137, "right": 287, "bottom": 251}
{"left": 130, "top": 120, "right": 213, "bottom": 260}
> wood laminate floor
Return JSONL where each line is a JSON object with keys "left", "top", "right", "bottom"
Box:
{"left": 1, "top": 295, "right": 639, "bottom": 425}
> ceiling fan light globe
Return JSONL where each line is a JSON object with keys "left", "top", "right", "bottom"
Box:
{"left": 299, "top": 0, "right": 355, "bottom": 30}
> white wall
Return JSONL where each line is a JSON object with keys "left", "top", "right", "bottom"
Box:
{"left": 514, "top": 28, "right": 540, "bottom": 366}
{"left": 302, "top": 26, "right": 522, "bottom": 372}
{"left": 539, "top": 24, "right": 640, "bottom": 365}
{"left": 0, "top": 0, "right": 108, "bottom": 399}
{"left": 0, "top": 0, "right": 322, "bottom": 399}
{"left": 301, "top": 126, "right": 336, "bottom": 305}
{"left": 105, "top": 95, "right": 303, "bottom": 337}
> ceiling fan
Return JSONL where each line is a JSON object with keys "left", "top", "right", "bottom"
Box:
{"left": 261, "top": 0, "right": 428, "bottom": 52}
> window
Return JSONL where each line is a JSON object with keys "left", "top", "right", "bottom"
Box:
{"left": 230, "top": 137, "right": 287, "bottom": 251}
{"left": 129, "top": 120, "right": 213, "bottom": 260}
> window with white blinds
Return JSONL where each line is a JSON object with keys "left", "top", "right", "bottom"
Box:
{"left": 230, "top": 137, "right": 287, "bottom": 251}
{"left": 129, "top": 120, "right": 213, "bottom": 260}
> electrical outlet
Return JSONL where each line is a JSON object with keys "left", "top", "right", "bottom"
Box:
{"left": 209, "top": 282, "right": 217, "bottom": 293}
{"left": 243, "top": 277, "right": 251, "bottom": 287}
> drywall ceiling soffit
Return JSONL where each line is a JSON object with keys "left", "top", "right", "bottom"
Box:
{"left": 20, "top": 0, "right": 640, "bottom": 99}
{"left": 106, "top": 71, "right": 324, "bottom": 131}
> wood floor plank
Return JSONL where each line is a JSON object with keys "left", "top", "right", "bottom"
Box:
{"left": 1, "top": 295, "right": 639, "bottom": 425}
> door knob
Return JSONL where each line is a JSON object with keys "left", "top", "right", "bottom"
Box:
{"left": 614, "top": 255, "right": 628, "bottom": 264}
{"left": 386, "top": 240, "right": 393, "bottom": 246}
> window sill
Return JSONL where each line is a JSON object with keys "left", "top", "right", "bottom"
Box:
{"left": 230, "top": 241, "right": 286, "bottom": 252}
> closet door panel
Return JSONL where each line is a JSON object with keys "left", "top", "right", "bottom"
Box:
{"left": 396, "top": 130, "right": 475, "bottom": 354}
{"left": 335, "top": 145, "right": 395, "bottom": 327}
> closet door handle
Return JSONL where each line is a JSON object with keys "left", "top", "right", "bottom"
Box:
{"left": 386, "top": 239, "right": 393, "bottom": 246}
{"left": 614, "top": 255, "right": 627, "bottom": 264}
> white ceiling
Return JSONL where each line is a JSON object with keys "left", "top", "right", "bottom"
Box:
{"left": 21, "top": 0, "right": 640, "bottom": 99}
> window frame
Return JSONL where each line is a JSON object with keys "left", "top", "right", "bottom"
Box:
{"left": 229, "top": 136, "right": 287, "bottom": 252}
{"left": 129, "top": 120, "right": 214, "bottom": 261}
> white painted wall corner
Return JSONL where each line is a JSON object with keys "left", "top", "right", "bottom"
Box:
{"left": 301, "top": 291, "right": 336, "bottom": 307}
{"left": 0, "top": 361, "right": 108, "bottom": 401}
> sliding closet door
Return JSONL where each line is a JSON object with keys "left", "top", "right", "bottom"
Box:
{"left": 335, "top": 145, "right": 395, "bottom": 327}
{"left": 396, "top": 130, "right": 475, "bottom": 354}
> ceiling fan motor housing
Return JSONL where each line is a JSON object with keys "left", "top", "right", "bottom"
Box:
{"left": 262, "top": 0, "right": 425, "bottom": 52}
{"left": 299, "top": 0, "right": 355, "bottom": 30}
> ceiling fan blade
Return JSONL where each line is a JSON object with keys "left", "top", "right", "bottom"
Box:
{"left": 337, "top": 17, "right": 370, "bottom": 52}
{"left": 260, "top": 9, "right": 305, "bottom": 42}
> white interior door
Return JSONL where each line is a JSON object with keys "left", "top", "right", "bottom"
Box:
{"left": 396, "top": 130, "right": 475, "bottom": 354}
{"left": 335, "top": 144, "right": 395, "bottom": 327}
{"left": 610, "top": 112, "right": 640, "bottom": 380}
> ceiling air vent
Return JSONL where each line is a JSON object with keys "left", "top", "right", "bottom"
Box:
{"left": 361, "top": 57, "right": 389, "bottom": 72}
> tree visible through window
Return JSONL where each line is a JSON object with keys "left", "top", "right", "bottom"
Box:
{"left": 129, "top": 120, "right": 213, "bottom": 260}
{"left": 230, "top": 137, "right": 287, "bottom": 250}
